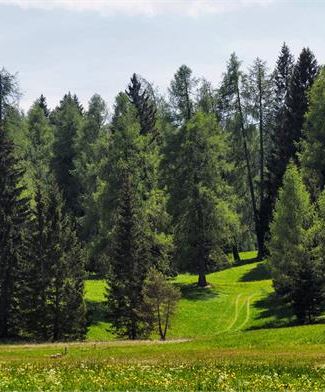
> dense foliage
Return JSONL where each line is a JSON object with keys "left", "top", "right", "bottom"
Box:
{"left": 0, "top": 43, "right": 324, "bottom": 341}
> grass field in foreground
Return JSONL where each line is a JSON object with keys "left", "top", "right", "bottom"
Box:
{"left": 1, "top": 251, "right": 324, "bottom": 390}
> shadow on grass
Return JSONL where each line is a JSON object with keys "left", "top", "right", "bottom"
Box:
{"left": 248, "top": 292, "right": 297, "bottom": 330}
{"left": 86, "top": 300, "right": 107, "bottom": 326}
{"left": 233, "top": 256, "right": 259, "bottom": 266}
{"left": 175, "top": 282, "right": 217, "bottom": 301}
{"left": 240, "top": 262, "right": 271, "bottom": 282}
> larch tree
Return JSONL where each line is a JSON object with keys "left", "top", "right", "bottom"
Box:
{"left": 74, "top": 94, "right": 109, "bottom": 272}
{"left": 245, "top": 57, "right": 273, "bottom": 258}
{"left": 218, "top": 53, "right": 260, "bottom": 258}
{"left": 25, "top": 100, "right": 54, "bottom": 189}
{"left": 164, "top": 112, "right": 236, "bottom": 287}
{"left": 169, "top": 65, "right": 196, "bottom": 123}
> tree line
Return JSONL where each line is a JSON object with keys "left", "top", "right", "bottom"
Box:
{"left": 0, "top": 42, "right": 324, "bottom": 341}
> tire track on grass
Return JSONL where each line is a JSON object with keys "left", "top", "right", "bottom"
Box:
{"left": 235, "top": 294, "right": 256, "bottom": 331}
{"left": 223, "top": 293, "right": 242, "bottom": 332}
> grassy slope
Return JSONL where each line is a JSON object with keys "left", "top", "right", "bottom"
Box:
{"left": 85, "top": 250, "right": 321, "bottom": 342}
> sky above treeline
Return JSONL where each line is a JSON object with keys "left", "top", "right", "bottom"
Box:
{"left": 0, "top": 0, "right": 324, "bottom": 113}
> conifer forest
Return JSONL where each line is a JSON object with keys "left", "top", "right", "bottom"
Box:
{"left": 0, "top": 34, "right": 325, "bottom": 390}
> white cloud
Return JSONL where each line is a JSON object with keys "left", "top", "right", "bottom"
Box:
{"left": 0, "top": 0, "right": 275, "bottom": 17}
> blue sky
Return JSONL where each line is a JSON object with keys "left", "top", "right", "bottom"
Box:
{"left": 0, "top": 0, "right": 324, "bottom": 112}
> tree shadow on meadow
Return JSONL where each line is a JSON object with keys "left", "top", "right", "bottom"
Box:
{"left": 233, "top": 256, "right": 259, "bottom": 266}
{"left": 174, "top": 282, "right": 218, "bottom": 301}
{"left": 86, "top": 300, "right": 107, "bottom": 326}
{"left": 248, "top": 292, "right": 297, "bottom": 330}
{"left": 240, "top": 262, "right": 271, "bottom": 282}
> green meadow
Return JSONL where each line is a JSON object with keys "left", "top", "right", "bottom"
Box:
{"left": 1, "top": 252, "right": 324, "bottom": 390}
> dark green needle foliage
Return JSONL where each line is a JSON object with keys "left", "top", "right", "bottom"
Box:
{"left": 106, "top": 167, "right": 151, "bottom": 339}
{"left": 0, "top": 70, "right": 30, "bottom": 339}
{"left": 51, "top": 93, "right": 84, "bottom": 216}
{"left": 0, "top": 128, "right": 30, "bottom": 338}
{"left": 126, "top": 73, "right": 157, "bottom": 137}
{"left": 269, "top": 163, "right": 323, "bottom": 324}
{"left": 23, "top": 182, "right": 86, "bottom": 341}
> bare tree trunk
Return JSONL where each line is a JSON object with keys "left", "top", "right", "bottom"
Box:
{"left": 162, "top": 302, "right": 171, "bottom": 341}
{"left": 257, "top": 66, "right": 266, "bottom": 260}
{"left": 157, "top": 304, "right": 164, "bottom": 340}
{"left": 232, "top": 245, "right": 241, "bottom": 263}
{"left": 197, "top": 271, "right": 207, "bottom": 287}
{"left": 235, "top": 82, "right": 262, "bottom": 258}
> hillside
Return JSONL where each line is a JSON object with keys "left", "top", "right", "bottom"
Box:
{"left": 85, "top": 252, "right": 325, "bottom": 343}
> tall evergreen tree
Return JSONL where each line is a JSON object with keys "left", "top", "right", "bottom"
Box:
{"left": 269, "top": 163, "right": 321, "bottom": 323}
{"left": 107, "top": 168, "right": 151, "bottom": 339}
{"left": 0, "top": 70, "right": 29, "bottom": 339}
{"left": 51, "top": 93, "right": 83, "bottom": 216}
{"left": 300, "top": 68, "right": 325, "bottom": 197}
{"left": 0, "top": 128, "right": 30, "bottom": 338}
{"left": 262, "top": 43, "right": 295, "bottom": 249}
{"left": 126, "top": 74, "right": 173, "bottom": 273}
{"left": 37, "top": 94, "right": 50, "bottom": 117}
{"left": 23, "top": 182, "right": 86, "bottom": 341}
{"left": 284, "top": 47, "right": 318, "bottom": 161}
{"left": 263, "top": 46, "right": 318, "bottom": 250}
{"left": 101, "top": 92, "right": 154, "bottom": 338}
{"left": 126, "top": 73, "right": 157, "bottom": 137}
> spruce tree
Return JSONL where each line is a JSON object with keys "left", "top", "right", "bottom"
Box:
{"left": 107, "top": 168, "right": 151, "bottom": 339}
{"left": 23, "top": 182, "right": 86, "bottom": 341}
{"left": 51, "top": 93, "right": 83, "bottom": 216}
{"left": 300, "top": 68, "right": 325, "bottom": 197}
{"left": 37, "top": 94, "right": 50, "bottom": 118}
{"left": 263, "top": 46, "right": 317, "bottom": 251}
{"left": 262, "top": 43, "right": 294, "bottom": 250}
{"left": 0, "top": 128, "right": 30, "bottom": 338}
{"left": 126, "top": 73, "right": 157, "bottom": 137}
{"left": 0, "top": 70, "right": 30, "bottom": 339}
{"left": 101, "top": 92, "right": 154, "bottom": 339}
{"left": 126, "top": 74, "right": 172, "bottom": 274}
{"left": 269, "top": 163, "right": 320, "bottom": 323}
{"left": 284, "top": 47, "right": 318, "bottom": 161}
